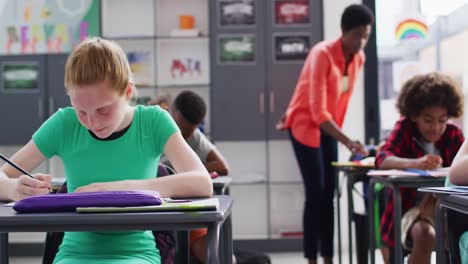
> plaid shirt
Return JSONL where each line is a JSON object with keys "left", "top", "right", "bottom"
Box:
{"left": 375, "top": 117, "right": 464, "bottom": 247}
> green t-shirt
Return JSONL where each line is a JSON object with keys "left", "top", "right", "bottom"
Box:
{"left": 32, "top": 105, "right": 178, "bottom": 264}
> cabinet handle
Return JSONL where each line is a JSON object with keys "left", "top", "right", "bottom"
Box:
{"left": 259, "top": 92, "right": 264, "bottom": 113}
{"left": 37, "top": 96, "right": 43, "bottom": 120}
{"left": 48, "top": 96, "right": 55, "bottom": 115}
{"left": 269, "top": 91, "right": 275, "bottom": 113}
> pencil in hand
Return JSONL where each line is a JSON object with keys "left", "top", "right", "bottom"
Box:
{"left": 0, "top": 153, "right": 37, "bottom": 180}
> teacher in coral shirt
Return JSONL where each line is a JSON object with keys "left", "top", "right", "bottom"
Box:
{"left": 277, "top": 4, "right": 374, "bottom": 264}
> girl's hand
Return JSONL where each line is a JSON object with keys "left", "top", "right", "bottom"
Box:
{"left": 8, "top": 174, "right": 52, "bottom": 201}
{"left": 413, "top": 155, "right": 443, "bottom": 170}
{"left": 74, "top": 180, "right": 132, "bottom": 193}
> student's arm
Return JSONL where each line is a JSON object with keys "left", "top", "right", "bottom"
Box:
{"left": 320, "top": 121, "right": 367, "bottom": 155}
{"left": 378, "top": 155, "right": 442, "bottom": 170}
{"left": 75, "top": 132, "right": 213, "bottom": 198}
{"left": 375, "top": 119, "right": 442, "bottom": 170}
{"left": 449, "top": 140, "right": 468, "bottom": 185}
{"left": 204, "top": 148, "right": 230, "bottom": 176}
{"left": 0, "top": 140, "right": 51, "bottom": 201}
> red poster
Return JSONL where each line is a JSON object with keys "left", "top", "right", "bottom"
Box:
{"left": 275, "top": 0, "right": 310, "bottom": 25}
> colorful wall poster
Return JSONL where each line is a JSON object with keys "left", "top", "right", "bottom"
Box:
{"left": 116, "top": 39, "right": 156, "bottom": 87}
{"left": 274, "top": 34, "right": 309, "bottom": 62}
{"left": 395, "top": 18, "right": 428, "bottom": 41}
{"left": 1, "top": 63, "right": 39, "bottom": 91}
{"left": 157, "top": 38, "right": 210, "bottom": 86}
{"left": 0, "top": 0, "right": 100, "bottom": 55}
{"left": 219, "top": 35, "right": 255, "bottom": 64}
{"left": 219, "top": 0, "right": 255, "bottom": 27}
{"left": 274, "top": 0, "right": 310, "bottom": 25}
{"left": 127, "top": 50, "right": 153, "bottom": 87}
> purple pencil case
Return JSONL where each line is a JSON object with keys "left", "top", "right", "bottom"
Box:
{"left": 13, "top": 190, "right": 162, "bottom": 213}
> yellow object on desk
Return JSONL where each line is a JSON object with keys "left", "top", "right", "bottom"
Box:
{"left": 332, "top": 157, "right": 375, "bottom": 167}
{"left": 332, "top": 161, "right": 374, "bottom": 168}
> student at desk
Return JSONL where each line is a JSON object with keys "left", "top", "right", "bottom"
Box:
{"left": 149, "top": 90, "right": 231, "bottom": 264}
{"left": 0, "top": 38, "right": 212, "bottom": 264}
{"left": 375, "top": 73, "right": 464, "bottom": 264}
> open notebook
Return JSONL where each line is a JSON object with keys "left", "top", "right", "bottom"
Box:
{"left": 76, "top": 198, "right": 219, "bottom": 213}
{"left": 367, "top": 167, "right": 449, "bottom": 177}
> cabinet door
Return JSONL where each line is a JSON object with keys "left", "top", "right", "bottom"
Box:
{"left": 0, "top": 55, "right": 47, "bottom": 145}
{"left": 210, "top": 0, "right": 267, "bottom": 141}
{"left": 268, "top": 140, "right": 302, "bottom": 183}
{"left": 269, "top": 183, "right": 304, "bottom": 238}
{"left": 47, "top": 54, "right": 70, "bottom": 114}
{"left": 265, "top": 0, "right": 323, "bottom": 140}
{"left": 230, "top": 184, "right": 269, "bottom": 239}
{"left": 215, "top": 140, "right": 268, "bottom": 239}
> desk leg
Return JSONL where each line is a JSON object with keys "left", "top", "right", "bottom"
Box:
{"left": 335, "top": 170, "right": 342, "bottom": 264}
{"left": 222, "top": 215, "right": 233, "bottom": 264}
{"left": 393, "top": 185, "right": 403, "bottom": 263}
{"left": 436, "top": 203, "right": 446, "bottom": 264}
{"left": 368, "top": 179, "right": 376, "bottom": 264}
{"left": 347, "top": 173, "right": 354, "bottom": 264}
{"left": 175, "top": 231, "right": 190, "bottom": 264}
{"left": 206, "top": 222, "right": 221, "bottom": 264}
{"left": 0, "top": 233, "right": 8, "bottom": 264}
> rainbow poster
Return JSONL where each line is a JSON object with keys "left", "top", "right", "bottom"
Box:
{"left": 395, "top": 18, "right": 428, "bottom": 41}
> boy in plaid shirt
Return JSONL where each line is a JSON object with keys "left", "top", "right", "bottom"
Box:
{"left": 375, "top": 73, "right": 464, "bottom": 264}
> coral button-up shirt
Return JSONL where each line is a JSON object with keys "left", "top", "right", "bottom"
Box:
{"left": 284, "top": 37, "right": 365, "bottom": 148}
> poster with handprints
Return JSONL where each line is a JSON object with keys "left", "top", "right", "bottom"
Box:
{"left": 157, "top": 38, "right": 210, "bottom": 86}
{"left": 219, "top": 0, "right": 255, "bottom": 27}
{"left": 274, "top": 0, "right": 310, "bottom": 25}
{"left": 0, "top": 0, "right": 100, "bottom": 55}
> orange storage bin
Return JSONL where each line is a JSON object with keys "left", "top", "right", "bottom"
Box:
{"left": 179, "top": 15, "right": 195, "bottom": 29}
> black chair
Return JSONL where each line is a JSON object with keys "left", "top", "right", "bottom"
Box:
{"left": 446, "top": 210, "right": 468, "bottom": 263}
{"left": 42, "top": 164, "right": 177, "bottom": 264}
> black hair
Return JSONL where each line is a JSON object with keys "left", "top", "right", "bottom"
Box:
{"left": 341, "top": 4, "right": 374, "bottom": 32}
{"left": 173, "top": 90, "right": 206, "bottom": 125}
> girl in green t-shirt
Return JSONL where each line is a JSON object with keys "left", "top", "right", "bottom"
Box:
{"left": 0, "top": 37, "right": 212, "bottom": 264}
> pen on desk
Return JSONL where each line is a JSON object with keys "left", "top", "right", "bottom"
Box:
{"left": 0, "top": 153, "right": 37, "bottom": 180}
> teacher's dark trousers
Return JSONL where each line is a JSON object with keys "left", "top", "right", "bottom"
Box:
{"left": 289, "top": 130, "right": 337, "bottom": 259}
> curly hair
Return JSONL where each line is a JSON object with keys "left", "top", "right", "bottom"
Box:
{"left": 396, "top": 72, "right": 464, "bottom": 118}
